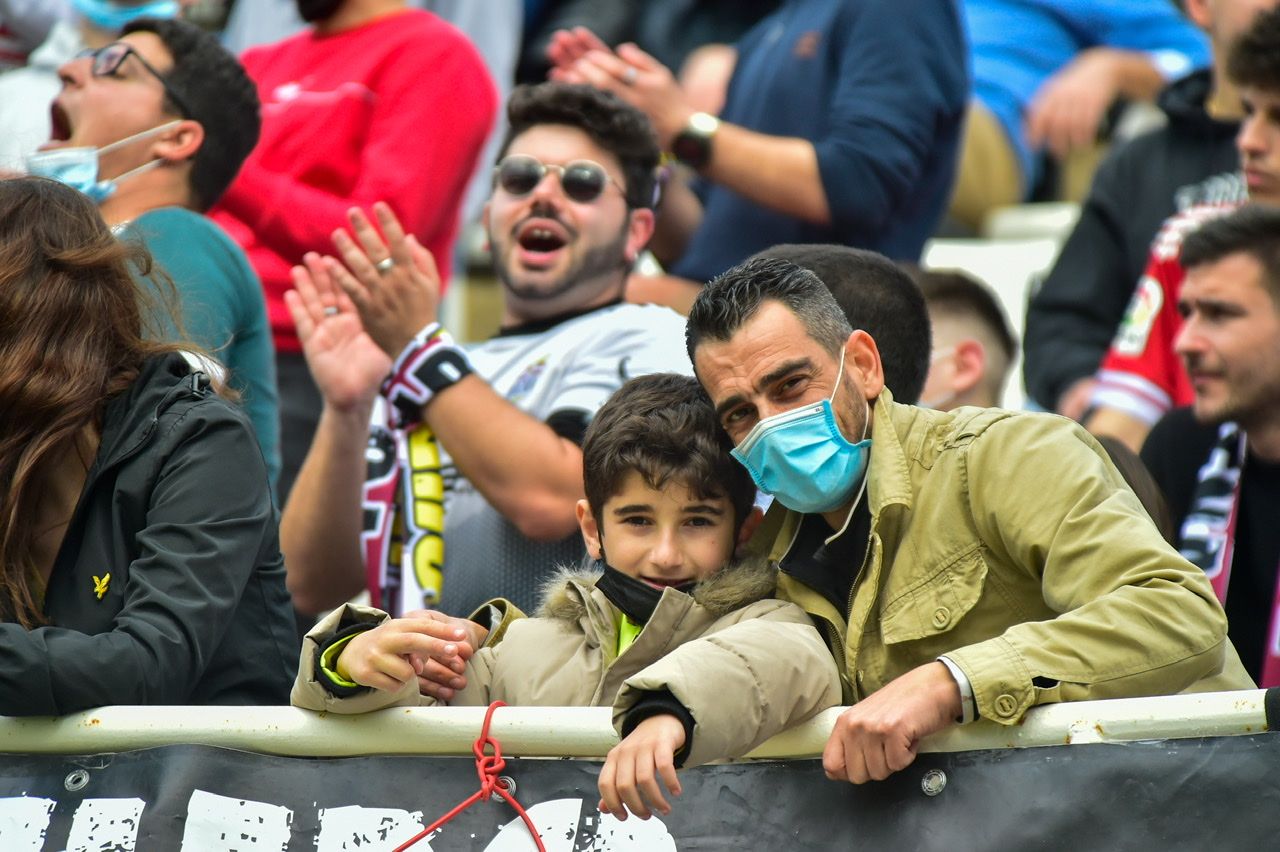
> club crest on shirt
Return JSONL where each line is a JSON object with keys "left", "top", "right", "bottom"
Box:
{"left": 507, "top": 357, "right": 548, "bottom": 403}
{"left": 1113, "top": 275, "right": 1163, "bottom": 356}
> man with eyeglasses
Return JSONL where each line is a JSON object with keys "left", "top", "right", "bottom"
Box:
{"left": 0, "top": 1, "right": 182, "bottom": 173}
{"left": 19, "top": 16, "right": 282, "bottom": 493}
{"left": 281, "top": 83, "right": 693, "bottom": 655}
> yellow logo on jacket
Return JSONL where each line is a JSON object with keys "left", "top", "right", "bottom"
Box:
{"left": 92, "top": 573, "right": 110, "bottom": 600}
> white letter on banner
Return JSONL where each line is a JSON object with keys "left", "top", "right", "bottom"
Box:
{"left": 484, "top": 798, "right": 677, "bottom": 852}
{"left": 0, "top": 797, "right": 55, "bottom": 851}
{"left": 65, "top": 797, "right": 146, "bottom": 851}
{"left": 180, "top": 789, "right": 292, "bottom": 851}
{"left": 316, "top": 805, "right": 428, "bottom": 851}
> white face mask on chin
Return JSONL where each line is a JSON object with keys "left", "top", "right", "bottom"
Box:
{"left": 24, "top": 121, "right": 181, "bottom": 204}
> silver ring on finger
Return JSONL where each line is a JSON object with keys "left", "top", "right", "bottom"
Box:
{"left": 323, "top": 306, "right": 339, "bottom": 317}
{"left": 622, "top": 66, "right": 637, "bottom": 86}
{"left": 375, "top": 256, "right": 395, "bottom": 274}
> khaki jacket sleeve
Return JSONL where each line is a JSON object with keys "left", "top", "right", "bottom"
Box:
{"left": 944, "top": 416, "right": 1228, "bottom": 724}
{"left": 290, "top": 603, "right": 422, "bottom": 713}
{"left": 612, "top": 600, "right": 841, "bottom": 767}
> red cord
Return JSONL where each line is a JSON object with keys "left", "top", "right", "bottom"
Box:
{"left": 393, "top": 701, "right": 547, "bottom": 852}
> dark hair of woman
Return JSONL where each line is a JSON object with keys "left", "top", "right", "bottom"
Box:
{"left": 0, "top": 177, "right": 183, "bottom": 628}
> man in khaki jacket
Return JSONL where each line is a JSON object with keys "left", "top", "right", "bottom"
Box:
{"left": 686, "top": 255, "right": 1244, "bottom": 786}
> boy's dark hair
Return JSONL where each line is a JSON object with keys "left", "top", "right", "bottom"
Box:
{"left": 753, "top": 244, "right": 931, "bottom": 404}
{"left": 122, "top": 18, "right": 261, "bottom": 212}
{"left": 1181, "top": 204, "right": 1280, "bottom": 303}
{"left": 583, "top": 373, "right": 756, "bottom": 530}
{"left": 1227, "top": 5, "right": 1280, "bottom": 91}
{"left": 910, "top": 266, "right": 1018, "bottom": 364}
{"left": 687, "top": 256, "right": 853, "bottom": 365}
{"left": 497, "top": 83, "right": 660, "bottom": 210}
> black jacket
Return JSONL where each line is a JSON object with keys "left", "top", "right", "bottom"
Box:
{"left": 0, "top": 355, "right": 298, "bottom": 715}
{"left": 1023, "top": 71, "right": 1244, "bottom": 410}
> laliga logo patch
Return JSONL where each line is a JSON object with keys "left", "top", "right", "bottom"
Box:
{"left": 1113, "top": 276, "right": 1163, "bottom": 357}
{"left": 507, "top": 358, "right": 548, "bottom": 403}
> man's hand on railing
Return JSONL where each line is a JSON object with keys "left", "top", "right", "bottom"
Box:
{"left": 822, "top": 662, "right": 962, "bottom": 784}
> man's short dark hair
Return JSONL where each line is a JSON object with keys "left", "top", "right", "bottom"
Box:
{"left": 751, "top": 245, "right": 931, "bottom": 404}
{"left": 582, "top": 373, "right": 756, "bottom": 531}
{"left": 910, "top": 266, "right": 1017, "bottom": 364}
{"left": 497, "top": 83, "right": 660, "bottom": 210}
{"left": 686, "top": 257, "right": 854, "bottom": 367}
{"left": 122, "top": 18, "right": 261, "bottom": 212}
{"left": 1227, "top": 5, "right": 1280, "bottom": 91}
{"left": 1181, "top": 204, "right": 1280, "bottom": 303}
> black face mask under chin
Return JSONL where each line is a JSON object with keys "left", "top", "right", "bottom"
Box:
{"left": 296, "top": 0, "right": 344, "bottom": 23}
{"left": 593, "top": 561, "right": 697, "bottom": 625}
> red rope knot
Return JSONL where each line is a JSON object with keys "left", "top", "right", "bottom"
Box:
{"left": 394, "top": 701, "right": 547, "bottom": 852}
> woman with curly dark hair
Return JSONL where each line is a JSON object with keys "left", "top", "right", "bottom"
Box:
{"left": 0, "top": 177, "right": 297, "bottom": 714}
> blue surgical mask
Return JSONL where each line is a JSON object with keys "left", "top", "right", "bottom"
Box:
{"left": 731, "top": 348, "right": 872, "bottom": 515}
{"left": 71, "top": 0, "right": 180, "bottom": 31}
{"left": 25, "top": 122, "right": 180, "bottom": 204}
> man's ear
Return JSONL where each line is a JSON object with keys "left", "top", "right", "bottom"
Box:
{"left": 624, "top": 206, "right": 656, "bottom": 265}
{"left": 845, "top": 329, "right": 886, "bottom": 399}
{"left": 951, "top": 338, "right": 987, "bottom": 395}
{"left": 576, "top": 499, "right": 603, "bottom": 559}
{"left": 153, "top": 119, "right": 203, "bottom": 163}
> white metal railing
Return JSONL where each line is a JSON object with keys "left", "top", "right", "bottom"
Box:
{"left": 0, "top": 690, "right": 1268, "bottom": 759}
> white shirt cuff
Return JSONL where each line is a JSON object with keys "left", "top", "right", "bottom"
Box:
{"left": 937, "top": 655, "right": 977, "bottom": 724}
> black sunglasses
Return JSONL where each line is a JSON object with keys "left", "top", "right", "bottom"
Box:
{"left": 493, "top": 155, "right": 626, "bottom": 204}
{"left": 77, "top": 42, "right": 194, "bottom": 120}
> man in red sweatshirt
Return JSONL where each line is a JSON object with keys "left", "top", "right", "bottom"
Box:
{"left": 212, "top": 0, "right": 497, "bottom": 498}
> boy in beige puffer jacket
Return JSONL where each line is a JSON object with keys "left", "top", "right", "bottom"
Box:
{"left": 292, "top": 373, "right": 841, "bottom": 820}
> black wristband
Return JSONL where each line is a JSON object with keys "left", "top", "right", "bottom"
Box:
{"left": 382, "top": 323, "right": 474, "bottom": 428}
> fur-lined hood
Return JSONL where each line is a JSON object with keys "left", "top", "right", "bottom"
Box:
{"left": 536, "top": 555, "right": 781, "bottom": 624}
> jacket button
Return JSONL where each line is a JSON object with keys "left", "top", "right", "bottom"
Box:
{"left": 931, "top": 606, "right": 951, "bottom": 629}
{"left": 994, "top": 694, "right": 1018, "bottom": 718}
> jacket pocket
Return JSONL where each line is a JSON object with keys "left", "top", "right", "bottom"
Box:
{"left": 878, "top": 547, "right": 988, "bottom": 645}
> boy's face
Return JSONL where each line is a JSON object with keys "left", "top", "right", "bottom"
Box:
{"left": 1238, "top": 84, "right": 1280, "bottom": 204}
{"left": 576, "top": 470, "right": 737, "bottom": 588}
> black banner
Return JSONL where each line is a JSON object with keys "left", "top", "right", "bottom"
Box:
{"left": 2, "top": 735, "right": 1279, "bottom": 850}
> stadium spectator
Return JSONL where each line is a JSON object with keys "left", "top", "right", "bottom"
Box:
{"left": 1024, "top": 0, "right": 1276, "bottom": 419}
{"left": 26, "top": 17, "right": 281, "bottom": 490}
{"left": 548, "top": 0, "right": 967, "bottom": 313}
{"left": 687, "top": 257, "right": 1240, "bottom": 784}
{"left": 292, "top": 373, "right": 840, "bottom": 820}
{"left": 281, "top": 84, "right": 692, "bottom": 623}
{"left": 951, "top": 0, "right": 1211, "bottom": 231}
{"left": 210, "top": 0, "right": 497, "bottom": 500}
{"left": 0, "top": 0, "right": 181, "bottom": 173}
{"left": 1140, "top": 206, "right": 1280, "bottom": 686}
{"left": 0, "top": 176, "right": 297, "bottom": 715}
{"left": 912, "top": 267, "right": 1017, "bottom": 410}
{"left": 752, "top": 244, "right": 932, "bottom": 406}
{"left": 1086, "top": 5, "right": 1280, "bottom": 451}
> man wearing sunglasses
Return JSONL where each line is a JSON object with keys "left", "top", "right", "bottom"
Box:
{"left": 24, "top": 17, "right": 282, "bottom": 492}
{"left": 282, "top": 84, "right": 693, "bottom": 651}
